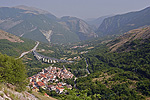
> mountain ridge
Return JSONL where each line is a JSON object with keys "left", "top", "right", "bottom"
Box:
{"left": 60, "top": 16, "right": 98, "bottom": 40}
{"left": 0, "top": 5, "right": 96, "bottom": 44}
{"left": 85, "top": 15, "right": 113, "bottom": 29}
{"left": 0, "top": 29, "right": 24, "bottom": 42}
{"left": 97, "top": 6, "right": 150, "bottom": 37}
{"left": 107, "top": 26, "right": 150, "bottom": 52}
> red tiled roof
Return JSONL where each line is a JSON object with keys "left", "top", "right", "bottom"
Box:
{"left": 57, "top": 83, "right": 62, "bottom": 87}
{"left": 41, "top": 75, "right": 47, "bottom": 78}
{"left": 37, "top": 81, "right": 45, "bottom": 87}
{"left": 50, "top": 76, "right": 54, "bottom": 79}
{"left": 48, "top": 85, "right": 54, "bottom": 88}
{"left": 30, "top": 82, "right": 34, "bottom": 85}
{"left": 56, "top": 87, "right": 64, "bottom": 90}
{"left": 33, "top": 87, "right": 37, "bottom": 89}
{"left": 44, "top": 93, "right": 49, "bottom": 97}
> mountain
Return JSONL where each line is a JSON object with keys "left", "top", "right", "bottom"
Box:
{"left": 97, "top": 7, "right": 150, "bottom": 36}
{"left": 14, "top": 5, "right": 57, "bottom": 20}
{"left": 85, "top": 15, "right": 113, "bottom": 29}
{"left": 0, "top": 29, "right": 24, "bottom": 42}
{"left": 60, "top": 16, "right": 98, "bottom": 40}
{"left": 0, "top": 30, "right": 35, "bottom": 57}
{"left": 0, "top": 6, "right": 96, "bottom": 44}
{"left": 107, "top": 26, "right": 150, "bottom": 52}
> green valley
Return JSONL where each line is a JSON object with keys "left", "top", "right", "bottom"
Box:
{"left": 0, "top": 4, "right": 150, "bottom": 100}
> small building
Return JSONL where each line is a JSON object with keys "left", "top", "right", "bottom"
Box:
{"left": 33, "top": 87, "right": 39, "bottom": 92}
{"left": 44, "top": 93, "right": 49, "bottom": 97}
{"left": 36, "top": 81, "right": 45, "bottom": 89}
{"left": 66, "top": 85, "right": 72, "bottom": 89}
{"left": 56, "top": 87, "right": 64, "bottom": 94}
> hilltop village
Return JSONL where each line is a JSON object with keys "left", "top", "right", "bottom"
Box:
{"left": 29, "top": 66, "right": 74, "bottom": 94}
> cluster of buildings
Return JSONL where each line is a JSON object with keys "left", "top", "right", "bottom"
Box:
{"left": 29, "top": 66, "right": 74, "bottom": 94}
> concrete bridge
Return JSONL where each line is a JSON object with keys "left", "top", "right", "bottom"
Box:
{"left": 32, "top": 50, "right": 69, "bottom": 63}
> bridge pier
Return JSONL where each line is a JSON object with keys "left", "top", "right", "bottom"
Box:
{"left": 32, "top": 51, "right": 68, "bottom": 63}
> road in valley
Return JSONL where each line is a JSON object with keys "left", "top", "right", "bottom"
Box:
{"left": 18, "top": 41, "right": 39, "bottom": 58}
{"left": 31, "top": 41, "right": 39, "bottom": 51}
{"left": 84, "top": 58, "right": 90, "bottom": 74}
{"left": 74, "top": 57, "right": 90, "bottom": 89}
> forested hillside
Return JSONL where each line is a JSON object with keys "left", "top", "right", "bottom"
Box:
{"left": 75, "top": 33, "right": 150, "bottom": 99}
{"left": 0, "top": 30, "right": 35, "bottom": 57}
{"left": 0, "top": 53, "right": 27, "bottom": 91}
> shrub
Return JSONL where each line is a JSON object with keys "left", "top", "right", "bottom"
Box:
{"left": 0, "top": 93, "right": 4, "bottom": 97}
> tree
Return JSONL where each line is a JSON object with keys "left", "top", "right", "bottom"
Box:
{"left": 0, "top": 53, "right": 27, "bottom": 91}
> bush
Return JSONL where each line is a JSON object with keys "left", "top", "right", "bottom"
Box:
{"left": 0, "top": 93, "right": 4, "bottom": 97}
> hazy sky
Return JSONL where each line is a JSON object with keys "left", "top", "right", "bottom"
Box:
{"left": 0, "top": 0, "right": 150, "bottom": 19}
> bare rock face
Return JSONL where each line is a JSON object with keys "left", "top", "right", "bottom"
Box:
{"left": 0, "top": 84, "right": 38, "bottom": 100}
{"left": 40, "top": 30, "right": 53, "bottom": 42}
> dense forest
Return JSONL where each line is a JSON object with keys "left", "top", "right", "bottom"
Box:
{"left": 73, "top": 38, "right": 150, "bottom": 99}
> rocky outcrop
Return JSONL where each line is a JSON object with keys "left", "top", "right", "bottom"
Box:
{"left": 40, "top": 30, "right": 53, "bottom": 42}
{"left": 0, "top": 83, "right": 38, "bottom": 100}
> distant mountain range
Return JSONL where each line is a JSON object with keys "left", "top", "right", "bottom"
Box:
{"left": 97, "top": 7, "right": 150, "bottom": 36}
{"left": 0, "top": 5, "right": 96, "bottom": 43}
{"left": 60, "top": 16, "right": 98, "bottom": 40}
{"left": 0, "top": 5, "right": 150, "bottom": 43}
{"left": 85, "top": 15, "right": 113, "bottom": 29}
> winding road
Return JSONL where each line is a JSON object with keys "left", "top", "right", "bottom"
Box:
{"left": 84, "top": 58, "right": 90, "bottom": 74}
{"left": 18, "top": 41, "right": 39, "bottom": 58}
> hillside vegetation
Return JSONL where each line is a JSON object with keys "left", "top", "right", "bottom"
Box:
{"left": 0, "top": 30, "right": 35, "bottom": 57}
{"left": 74, "top": 27, "right": 150, "bottom": 99}
{"left": 0, "top": 53, "right": 27, "bottom": 92}
{"left": 107, "top": 26, "right": 150, "bottom": 52}
{"left": 27, "top": 27, "right": 150, "bottom": 99}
